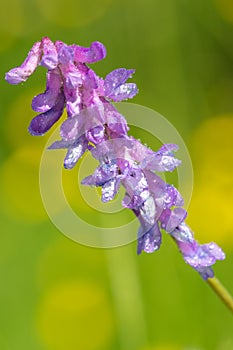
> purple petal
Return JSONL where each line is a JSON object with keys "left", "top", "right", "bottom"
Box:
{"left": 166, "top": 208, "right": 187, "bottom": 233}
{"left": 28, "top": 93, "right": 65, "bottom": 136}
{"left": 40, "top": 37, "right": 58, "bottom": 69}
{"left": 48, "top": 139, "right": 74, "bottom": 150}
{"left": 170, "top": 222, "right": 194, "bottom": 243}
{"left": 159, "top": 208, "right": 171, "bottom": 230}
{"left": 60, "top": 61, "right": 83, "bottom": 89}
{"left": 106, "top": 83, "right": 138, "bottom": 102}
{"left": 66, "top": 70, "right": 82, "bottom": 89}
{"left": 159, "top": 144, "right": 179, "bottom": 153}
{"left": 82, "top": 160, "right": 119, "bottom": 187}
{"left": 137, "top": 222, "right": 162, "bottom": 254}
{"left": 171, "top": 223, "right": 225, "bottom": 277}
{"left": 86, "top": 125, "right": 105, "bottom": 144}
{"left": 66, "top": 68, "right": 82, "bottom": 89}
{"left": 73, "top": 41, "right": 106, "bottom": 63}
{"left": 102, "top": 178, "right": 120, "bottom": 202}
{"left": 85, "top": 69, "right": 99, "bottom": 90}
{"left": 81, "top": 174, "right": 95, "bottom": 186}
{"left": 64, "top": 136, "right": 88, "bottom": 169}
{"left": 122, "top": 167, "right": 148, "bottom": 198}
{"left": 141, "top": 144, "right": 181, "bottom": 172}
{"left": 159, "top": 207, "right": 187, "bottom": 233}
{"left": 55, "top": 41, "right": 74, "bottom": 64}
{"left": 60, "top": 115, "right": 80, "bottom": 141}
{"left": 5, "top": 41, "right": 42, "bottom": 84}
{"left": 65, "top": 89, "right": 82, "bottom": 117}
{"left": 122, "top": 190, "right": 149, "bottom": 209}
{"left": 184, "top": 242, "right": 225, "bottom": 269}
{"left": 104, "top": 68, "right": 138, "bottom": 101}
{"left": 105, "top": 111, "right": 129, "bottom": 137}
{"left": 32, "top": 69, "right": 62, "bottom": 113}
{"left": 142, "top": 169, "right": 166, "bottom": 196}
{"left": 104, "top": 68, "right": 135, "bottom": 95}
{"left": 138, "top": 196, "right": 157, "bottom": 227}
{"left": 163, "top": 185, "right": 184, "bottom": 208}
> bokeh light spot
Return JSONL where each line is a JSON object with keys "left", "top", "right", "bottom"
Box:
{"left": 214, "top": 0, "right": 233, "bottom": 24}
{"left": 37, "top": 280, "right": 115, "bottom": 350}
{"left": 187, "top": 115, "right": 233, "bottom": 246}
{"left": 0, "top": 146, "right": 47, "bottom": 222}
{"left": 35, "top": 0, "right": 112, "bottom": 28}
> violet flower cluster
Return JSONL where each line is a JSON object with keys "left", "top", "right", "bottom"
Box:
{"left": 5, "top": 37, "right": 225, "bottom": 280}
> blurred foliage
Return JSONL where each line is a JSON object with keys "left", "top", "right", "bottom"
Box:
{"left": 0, "top": 0, "right": 233, "bottom": 349}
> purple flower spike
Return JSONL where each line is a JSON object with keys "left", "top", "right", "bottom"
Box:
{"left": 5, "top": 41, "right": 41, "bottom": 84}
{"left": 6, "top": 37, "right": 225, "bottom": 280}
{"left": 104, "top": 68, "right": 138, "bottom": 102}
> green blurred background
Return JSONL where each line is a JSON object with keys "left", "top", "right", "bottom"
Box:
{"left": 0, "top": 0, "right": 233, "bottom": 349}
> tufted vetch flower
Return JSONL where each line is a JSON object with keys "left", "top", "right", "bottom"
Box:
{"left": 5, "top": 37, "right": 225, "bottom": 280}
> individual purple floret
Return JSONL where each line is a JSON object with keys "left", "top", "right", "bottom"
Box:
{"left": 171, "top": 223, "right": 225, "bottom": 279}
{"left": 5, "top": 37, "right": 225, "bottom": 279}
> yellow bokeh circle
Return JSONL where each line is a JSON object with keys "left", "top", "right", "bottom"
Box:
{"left": 214, "top": 0, "right": 233, "bottom": 24}
{"left": 37, "top": 280, "right": 115, "bottom": 350}
{"left": 187, "top": 115, "right": 233, "bottom": 246}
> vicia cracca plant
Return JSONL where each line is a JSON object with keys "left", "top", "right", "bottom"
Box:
{"left": 5, "top": 37, "right": 227, "bottom": 284}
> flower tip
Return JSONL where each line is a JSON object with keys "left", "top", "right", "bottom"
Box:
{"left": 91, "top": 41, "right": 107, "bottom": 60}
{"left": 5, "top": 69, "right": 24, "bottom": 85}
{"left": 28, "top": 125, "right": 44, "bottom": 136}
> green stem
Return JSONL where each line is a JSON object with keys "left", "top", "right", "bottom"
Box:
{"left": 106, "top": 246, "right": 148, "bottom": 350}
{"left": 207, "top": 276, "right": 233, "bottom": 314}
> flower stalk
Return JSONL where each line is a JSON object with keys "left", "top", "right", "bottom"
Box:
{"left": 207, "top": 277, "right": 233, "bottom": 314}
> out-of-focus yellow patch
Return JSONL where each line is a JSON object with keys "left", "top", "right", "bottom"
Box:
{"left": 37, "top": 280, "right": 115, "bottom": 350}
{"left": 35, "top": 0, "right": 112, "bottom": 28}
{"left": 0, "top": 146, "right": 47, "bottom": 222}
{"left": 187, "top": 115, "right": 233, "bottom": 246}
{"left": 214, "top": 0, "right": 233, "bottom": 24}
{"left": 187, "top": 184, "right": 232, "bottom": 245}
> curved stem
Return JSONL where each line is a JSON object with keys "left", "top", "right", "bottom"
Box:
{"left": 207, "top": 276, "right": 233, "bottom": 314}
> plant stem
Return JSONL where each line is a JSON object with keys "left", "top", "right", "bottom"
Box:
{"left": 207, "top": 276, "right": 233, "bottom": 314}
